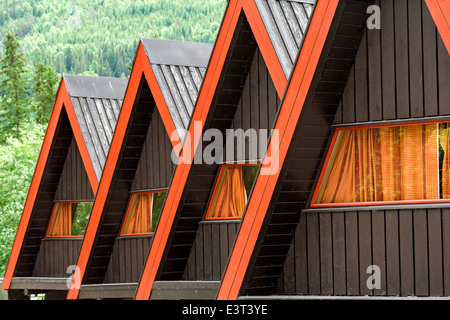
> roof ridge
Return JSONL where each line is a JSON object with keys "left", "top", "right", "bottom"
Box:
{"left": 140, "top": 38, "right": 213, "bottom": 68}
{"left": 63, "top": 74, "right": 128, "bottom": 100}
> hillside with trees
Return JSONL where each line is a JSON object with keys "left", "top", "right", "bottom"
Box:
{"left": 0, "top": 0, "right": 226, "bottom": 78}
{"left": 0, "top": 0, "right": 227, "bottom": 276}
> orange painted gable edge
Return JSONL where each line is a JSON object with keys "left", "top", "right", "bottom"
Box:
{"left": 217, "top": 0, "right": 340, "bottom": 300}
{"left": 2, "top": 79, "right": 99, "bottom": 289}
{"left": 66, "top": 43, "right": 182, "bottom": 299}
{"left": 425, "top": 0, "right": 450, "bottom": 54}
{"left": 135, "top": 0, "right": 291, "bottom": 300}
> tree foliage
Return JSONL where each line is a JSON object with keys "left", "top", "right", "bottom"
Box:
{"left": 0, "top": 29, "right": 31, "bottom": 142}
{"left": 33, "top": 56, "right": 59, "bottom": 124}
{"left": 0, "top": 0, "right": 227, "bottom": 78}
{"left": 0, "top": 123, "right": 45, "bottom": 276}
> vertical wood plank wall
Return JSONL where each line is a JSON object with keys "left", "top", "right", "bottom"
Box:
{"left": 54, "top": 137, "right": 94, "bottom": 202}
{"left": 229, "top": 50, "right": 280, "bottom": 162}
{"left": 279, "top": 209, "right": 450, "bottom": 297}
{"left": 334, "top": 0, "right": 450, "bottom": 124}
{"left": 279, "top": 0, "right": 450, "bottom": 297}
{"left": 103, "top": 236, "right": 153, "bottom": 283}
{"left": 131, "top": 110, "right": 175, "bottom": 192}
{"left": 32, "top": 239, "right": 83, "bottom": 278}
{"left": 183, "top": 221, "right": 240, "bottom": 281}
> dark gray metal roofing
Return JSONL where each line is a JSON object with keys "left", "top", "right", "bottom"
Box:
{"left": 63, "top": 74, "right": 128, "bottom": 181}
{"left": 64, "top": 74, "right": 128, "bottom": 100}
{"left": 141, "top": 38, "right": 213, "bottom": 141}
{"left": 141, "top": 38, "right": 213, "bottom": 68}
{"left": 255, "top": 0, "right": 316, "bottom": 78}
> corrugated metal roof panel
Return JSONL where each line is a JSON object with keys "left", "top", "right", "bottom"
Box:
{"left": 255, "top": 0, "right": 316, "bottom": 78}
{"left": 152, "top": 64, "right": 208, "bottom": 141}
{"left": 142, "top": 39, "right": 212, "bottom": 141}
{"left": 64, "top": 75, "right": 127, "bottom": 181}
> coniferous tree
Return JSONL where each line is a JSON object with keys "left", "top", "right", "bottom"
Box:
{"left": 0, "top": 29, "right": 30, "bottom": 142}
{"left": 32, "top": 56, "right": 59, "bottom": 124}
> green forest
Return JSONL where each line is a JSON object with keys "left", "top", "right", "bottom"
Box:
{"left": 0, "top": 0, "right": 227, "bottom": 277}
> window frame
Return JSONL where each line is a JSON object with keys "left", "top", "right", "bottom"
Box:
{"left": 120, "top": 190, "right": 167, "bottom": 236}
{"left": 204, "top": 162, "right": 260, "bottom": 221}
{"left": 46, "top": 201, "right": 93, "bottom": 238}
{"left": 311, "top": 119, "right": 450, "bottom": 208}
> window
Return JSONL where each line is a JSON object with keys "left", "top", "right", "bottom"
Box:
{"left": 121, "top": 191, "right": 167, "bottom": 235}
{"left": 312, "top": 121, "right": 450, "bottom": 207}
{"left": 47, "top": 202, "right": 93, "bottom": 237}
{"left": 206, "top": 164, "right": 259, "bottom": 219}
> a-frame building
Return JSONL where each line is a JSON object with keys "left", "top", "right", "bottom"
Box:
{"left": 218, "top": 0, "right": 450, "bottom": 299}
{"left": 67, "top": 38, "right": 213, "bottom": 300}
{"left": 136, "top": 0, "right": 316, "bottom": 300}
{"left": 2, "top": 75, "right": 127, "bottom": 299}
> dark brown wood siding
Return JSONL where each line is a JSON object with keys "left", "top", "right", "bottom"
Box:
{"left": 131, "top": 108, "right": 175, "bottom": 192}
{"left": 54, "top": 137, "right": 94, "bottom": 202}
{"left": 183, "top": 220, "right": 240, "bottom": 281}
{"left": 240, "top": 0, "right": 374, "bottom": 296}
{"left": 277, "top": 0, "right": 450, "bottom": 297}
{"left": 32, "top": 239, "right": 83, "bottom": 278}
{"left": 229, "top": 49, "right": 280, "bottom": 162}
{"left": 279, "top": 208, "right": 450, "bottom": 297}
{"left": 334, "top": 0, "right": 450, "bottom": 124}
{"left": 157, "top": 15, "right": 281, "bottom": 281}
{"left": 103, "top": 236, "right": 153, "bottom": 283}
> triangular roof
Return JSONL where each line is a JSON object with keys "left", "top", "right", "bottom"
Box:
{"left": 63, "top": 74, "right": 128, "bottom": 183}
{"left": 140, "top": 38, "right": 212, "bottom": 142}
{"left": 135, "top": 0, "right": 317, "bottom": 300}
{"left": 218, "top": 0, "right": 450, "bottom": 299}
{"left": 2, "top": 75, "right": 127, "bottom": 290}
{"left": 67, "top": 38, "right": 213, "bottom": 299}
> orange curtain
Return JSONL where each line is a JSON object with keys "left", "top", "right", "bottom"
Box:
{"left": 123, "top": 193, "right": 152, "bottom": 235}
{"left": 398, "top": 124, "right": 438, "bottom": 200}
{"left": 440, "top": 123, "right": 450, "bottom": 198}
{"left": 209, "top": 166, "right": 246, "bottom": 218}
{"left": 48, "top": 203, "right": 72, "bottom": 236}
{"left": 318, "top": 124, "right": 438, "bottom": 204}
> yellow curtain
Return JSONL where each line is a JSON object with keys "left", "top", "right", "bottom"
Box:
{"left": 48, "top": 203, "right": 72, "bottom": 236}
{"left": 209, "top": 166, "right": 246, "bottom": 218}
{"left": 123, "top": 193, "right": 152, "bottom": 235}
{"left": 440, "top": 123, "right": 450, "bottom": 198}
{"left": 318, "top": 124, "right": 438, "bottom": 204}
